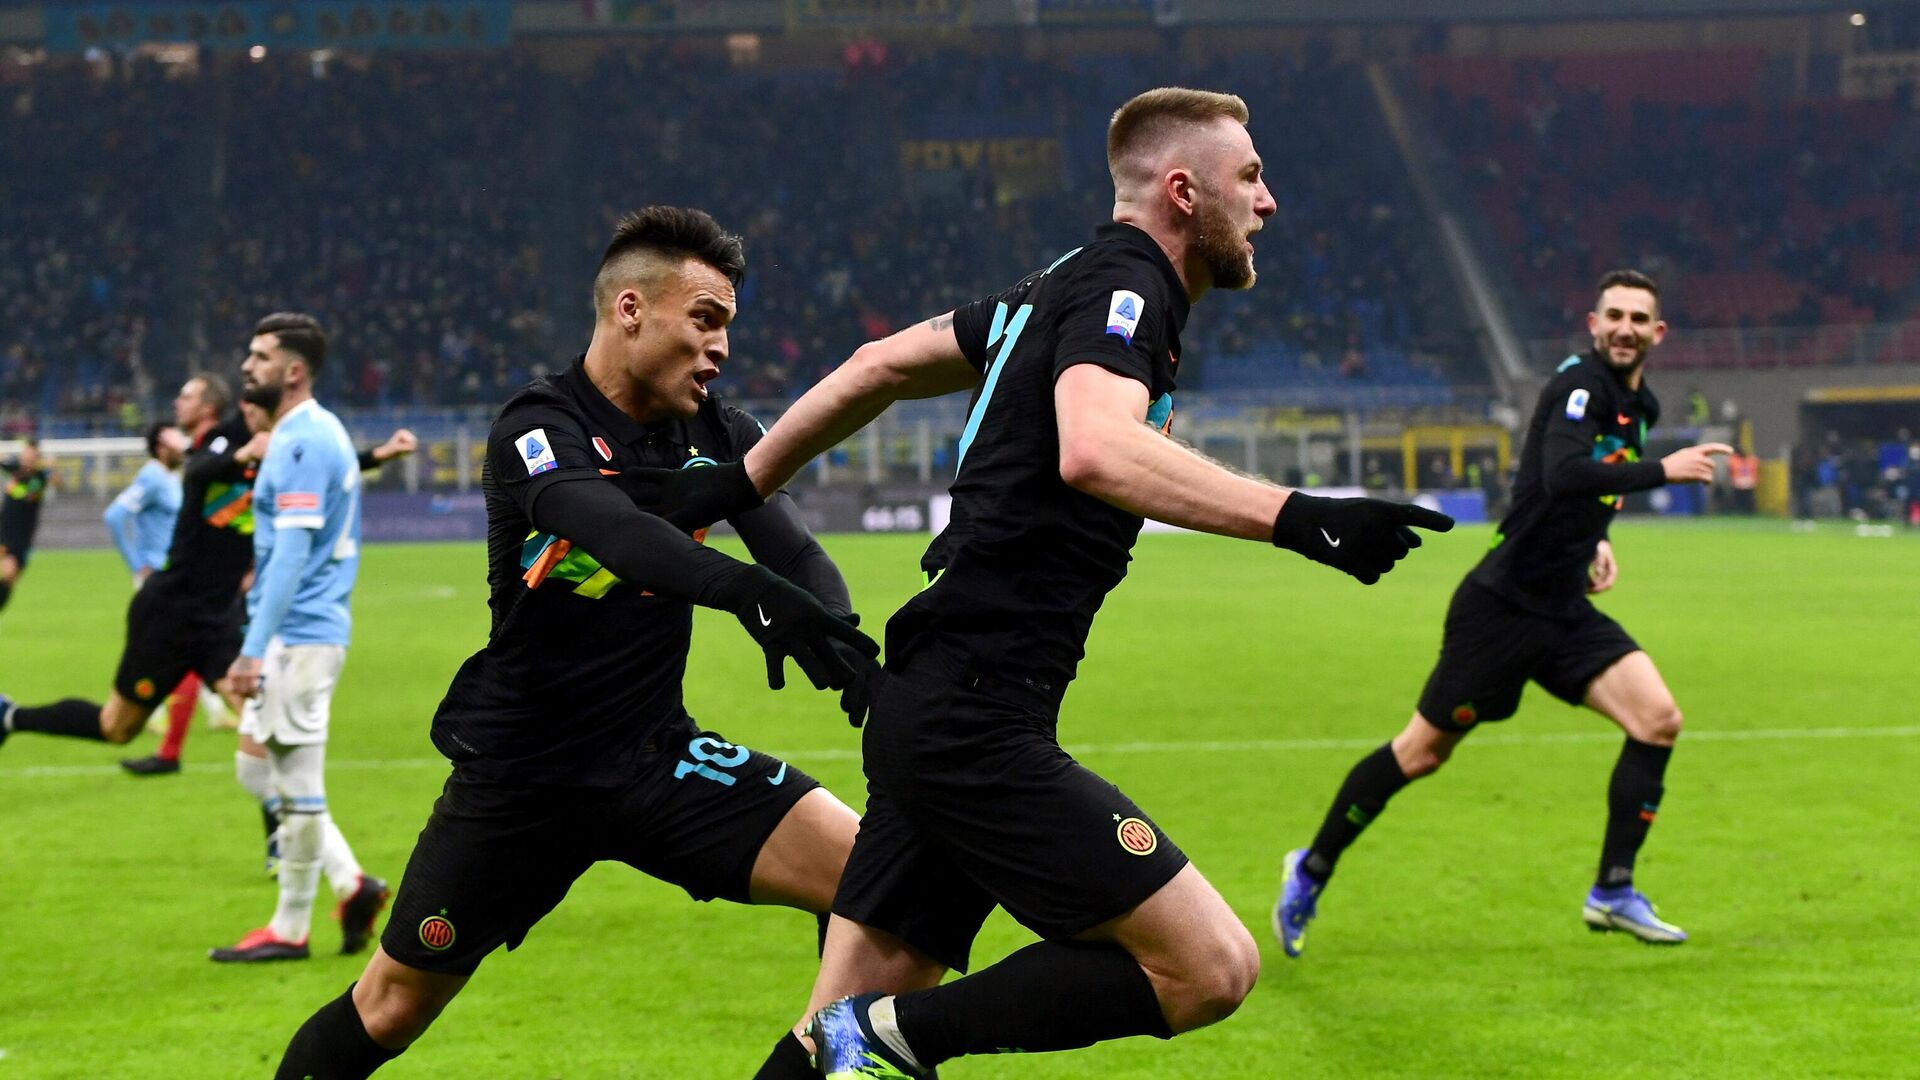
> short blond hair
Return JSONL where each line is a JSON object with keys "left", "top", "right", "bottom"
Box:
{"left": 1107, "top": 87, "right": 1250, "bottom": 183}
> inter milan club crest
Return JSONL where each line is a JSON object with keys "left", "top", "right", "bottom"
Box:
{"left": 419, "top": 913, "right": 456, "bottom": 951}
{"left": 592, "top": 436, "right": 612, "bottom": 461}
{"left": 1115, "top": 817, "right": 1158, "bottom": 856}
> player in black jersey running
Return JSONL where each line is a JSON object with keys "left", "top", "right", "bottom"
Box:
{"left": 630, "top": 89, "right": 1453, "bottom": 1080}
{"left": 0, "top": 376, "right": 263, "bottom": 751}
{"left": 0, "top": 437, "right": 52, "bottom": 614}
{"left": 271, "top": 207, "right": 882, "bottom": 1080}
{"left": 1273, "top": 269, "right": 1732, "bottom": 955}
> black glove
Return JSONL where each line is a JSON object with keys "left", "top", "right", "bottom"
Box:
{"left": 826, "top": 615, "right": 882, "bottom": 728}
{"left": 717, "top": 567, "right": 880, "bottom": 690}
{"left": 612, "top": 461, "right": 763, "bottom": 531}
{"left": 1271, "top": 493, "right": 1455, "bottom": 585}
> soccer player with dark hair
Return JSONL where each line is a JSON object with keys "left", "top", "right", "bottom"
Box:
{"left": 0, "top": 437, "right": 52, "bottom": 614}
{"left": 0, "top": 374, "right": 260, "bottom": 752}
{"left": 1272, "top": 269, "right": 1732, "bottom": 955}
{"left": 207, "top": 311, "right": 392, "bottom": 963}
{"left": 271, "top": 206, "right": 882, "bottom": 1078}
{"left": 627, "top": 89, "right": 1453, "bottom": 1079}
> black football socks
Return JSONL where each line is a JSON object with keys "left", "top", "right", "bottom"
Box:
{"left": 751, "top": 1031, "right": 816, "bottom": 1080}
{"left": 7, "top": 699, "right": 105, "bottom": 741}
{"left": 275, "top": 985, "right": 403, "bottom": 1080}
{"left": 1304, "top": 742, "right": 1413, "bottom": 882}
{"left": 1598, "top": 737, "right": 1673, "bottom": 889}
{"left": 889, "top": 940, "right": 1170, "bottom": 1067}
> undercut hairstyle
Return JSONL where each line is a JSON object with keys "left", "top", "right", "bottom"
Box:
{"left": 1107, "top": 87, "right": 1251, "bottom": 184}
{"left": 594, "top": 206, "right": 746, "bottom": 313}
{"left": 254, "top": 312, "right": 328, "bottom": 376}
{"left": 145, "top": 422, "right": 171, "bottom": 458}
{"left": 1598, "top": 268, "right": 1660, "bottom": 300}
{"left": 193, "top": 372, "right": 233, "bottom": 415}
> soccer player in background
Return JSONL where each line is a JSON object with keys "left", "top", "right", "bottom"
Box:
{"left": 0, "top": 438, "right": 53, "bottom": 614}
{"left": 0, "top": 376, "right": 257, "bottom": 753}
{"left": 103, "top": 422, "right": 214, "bottom": 777}
{"left": 209, "top": 312, "right": 389, "bottom": 962}
{"left": 1272, "top": 270, "right": 1731, "bottom": 954}
{"left": 631, "top": 89, "right": 1452, "bottom": 1080}
{"left": 271, "top": 207, "right": 885, "bottom": 1078}
{"left": 105, "top": 423, "right": 186, "bottom": 588}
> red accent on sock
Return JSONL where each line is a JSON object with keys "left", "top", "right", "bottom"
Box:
{"left": 158, "top": 673, "right": 199, "bottom": 762}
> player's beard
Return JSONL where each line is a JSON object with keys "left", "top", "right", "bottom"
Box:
{"left": 1194, "top": 189, "right": 1255, "bottom": 291}
{"left": 1599, "top": 338, "right": 1649, "bottom": 380}
{"left": 242, "top": 380, "right": 284, "bottom": 415}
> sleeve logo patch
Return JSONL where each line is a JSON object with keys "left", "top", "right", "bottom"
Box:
{"left": 209, "top": 436, "right": 229, "bottom": 455}
{"left": 592, "top": 436, "right": 612, "bottom": 461}
{"left": 1106, "top": 290, "right": 1145, "bottom": 343}
{"left": 275, "top": 493, "right": 320, "bottom": 511}
{"left": 516, "top": 429, "right": 558, "bottom": 476}
{"left": 1565, "top": 388, "right": 1590, "bottom": 421}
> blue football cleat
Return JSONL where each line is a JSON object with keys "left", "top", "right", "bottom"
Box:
{"left": 1271, "top": 848, "right": 1323, "bottom": 958}
{"left": 810, "top": 994, "right": 934, "bottom": 1079}
{"left": 1583, "top": 886, "right": 1687, "bottom": 944}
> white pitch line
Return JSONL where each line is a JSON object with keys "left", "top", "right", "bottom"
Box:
{"left": 2, "top": 724, "right": 1916, "bottom": 781}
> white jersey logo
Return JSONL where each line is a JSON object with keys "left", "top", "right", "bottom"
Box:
{"left": 1566, "top": 388, "right": 1590, "bottom": 421}
{"left": 516, "top": 429, "right": 558, "bottom": 476}
{"left": 1105, "top": 290, "right": 1145, "bottom": 344}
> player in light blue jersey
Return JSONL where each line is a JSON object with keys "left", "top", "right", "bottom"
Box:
{"left": 211, "top": 313, "right": 388, "bottom": 964}
{"left": 104, "top": 423, "right": 185, "bottom": 584}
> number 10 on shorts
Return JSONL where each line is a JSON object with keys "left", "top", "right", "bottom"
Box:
{"left": 674, "top": 736, "right": 749, "bottom": 786}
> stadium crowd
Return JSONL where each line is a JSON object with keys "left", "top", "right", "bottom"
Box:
{"left": 1422, "top": 51, "right": 1920, "bottom": 335}
{"left": 7, "top": 44, "right": 1434, "bottom": 420}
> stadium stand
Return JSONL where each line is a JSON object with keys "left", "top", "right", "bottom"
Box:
{"left": 6, "top": 44, "right": 1452, "bottom": 421}
{"left": 1418, "top": 48, "right": 1920, "bottom": 367}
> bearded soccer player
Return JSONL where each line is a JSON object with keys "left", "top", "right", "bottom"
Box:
{"left": 1272, "top": 270, "right": 1731, "bottom": 955}
{"left": 206, "top": 312, "right": 390, "bottom": 963}
{"left": 272, "top": 207, "right": 882, "bottom": 1079}
{"left": 0, "top": 377, "right": 257, "bottom": 752}
{"left": 627, "top": 89, "right": 1453, "bottom": 1080}
{"left": 0, "top": 438, "right": 53, "bottom": 614}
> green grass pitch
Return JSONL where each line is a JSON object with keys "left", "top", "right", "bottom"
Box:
{"left": 1, "top": 521, "right": 1915, "bottom": 1078}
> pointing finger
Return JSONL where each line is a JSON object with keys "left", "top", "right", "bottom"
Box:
{"left": 1395, "top": 504, "right": 1456, "bottom": 532}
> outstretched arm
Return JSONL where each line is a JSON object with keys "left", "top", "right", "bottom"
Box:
{"left": 1054, "top": 363, "right": 1452, "bottom": 583}
{"left": 743, "top": 316, "right": 979, "bottom": 498}
{"left": 732, "top": 494, "right": 852, "bottom": 618}
{"left": 1054, "top": 363, "right": 1287, "bottom": 541}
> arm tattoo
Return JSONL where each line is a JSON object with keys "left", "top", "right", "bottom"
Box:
{"left": 926, "top": 312, "right": 954, "bottom": 332}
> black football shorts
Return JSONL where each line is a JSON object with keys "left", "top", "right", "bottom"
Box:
{"left": 112, "top": 585, "right": 244, "bottom": 707}
{"left": 1417, "top": 580, "right": 1640, "bottom": 733}
{"left": 832, "top": 643, "right": 1189, "bottom": 973}
{"left": 381, "top": 723, "right": 818, "bottom": 975}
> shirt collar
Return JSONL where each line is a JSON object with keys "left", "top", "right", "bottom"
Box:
{"left": 1095, "top": 222, "right": 1192, "bottom": 334}
{"left": 562, "top": 355, "right": 654, "bottom": 448}
{"left": 280, "top": 398, "right": 320, "bottom": 424}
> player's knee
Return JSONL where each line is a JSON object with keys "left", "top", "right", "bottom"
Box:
{"left": 99, "top": 712, "right": 140, "bottom": 744}
{"left": 1163, "top": 922, "right": 1260, "bottom": 1033}
{"left": 1394, "top": 732, "right": 1451, "bottom": 778}
{"left": 355, "top": 978, "right": 447, "bottom": 1048}
{"left": 1639, "top": 702, "right": 1683, "bottom": 746}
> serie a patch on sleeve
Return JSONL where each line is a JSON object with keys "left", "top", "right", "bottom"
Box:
{"left": 1106, "top": 290, "right": 1144, "bottom": 343}
{"left": 516, "top": 429, "right": 558, "bottom": 476}
{"left": 1566, "top": 388, "right": 1590, "bottom": 421}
